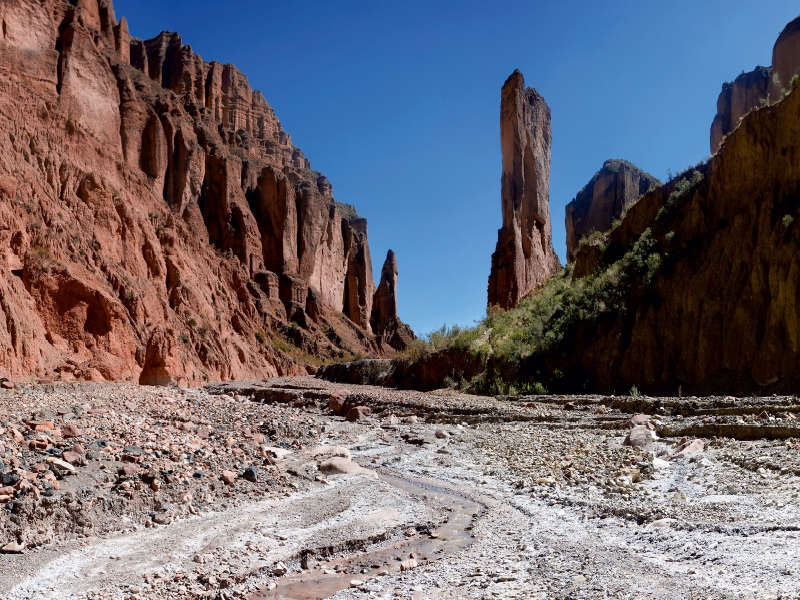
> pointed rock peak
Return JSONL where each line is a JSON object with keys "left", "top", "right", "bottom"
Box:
{"left": 565, "top": 159, "right": 660, "bottom": 263}
{"left": 489, "top": 69, "right": 560, "bottom": 309}
{"left": 382, "top": 249, "right": 398, "bottom": 275}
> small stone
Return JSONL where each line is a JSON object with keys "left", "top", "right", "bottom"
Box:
{"left": 573, "top": 575, "right": 586, "bottom": 588}
{"left": 61, "top": 451, "right": 81, "bottom": 465}
{"left": 193, "top": 554, "right": 204, "bottom": 564}
{"left": 50, "top": 458, "right": 76, "bottom": 473}
{"left": 403, "top": 415, "right": 418, "bottom": 424}
{"left": 671, "top": 490, "right": 687, "bottom": 503}
{"left": 346, "top": 406, "right": 371, "bottom": 422}
{"left": 593, "top": 404, "right": 607, "bottom": 415}
{"left": 399, "top": 558, "right": 418, "bottom": 571}
{"left": 62, "top": 423, "right": 82, "bottom": 438}
{"left": 2, "top": 541, "right": 25, "bottom": 553}
{"left": 243, "top": 466, "right": 258, "bottom": 482}
{"left": 563, "top": 402, "right": 576, "bottom": 410}
{"left": 350, "top": 580, "right": 363, "bottom": 588}
{"left": 273, "top": 561, "right": 288, "bottom": 575}
{"left": 669, "top": 439, "right": 704, "bottom": 459}
{"left": 434, "top": 430, "right": 449, "bottom": 439}
{"left": 328, "top": 390, "right": 349, "bottom": 414}
{"left": 221, "top": 470, "right": 236, "bottom": 484}
{"left": 118, "top": 463, "right": 141, "bottom": 477}
{"left": 1, "top": 381, "right": 13, "bottom": 389}
{"left": 623, "top": 426, "right": 653, "bottom": 450}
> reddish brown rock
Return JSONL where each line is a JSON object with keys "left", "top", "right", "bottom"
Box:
{"left": 0, "top": 0, "right": 412, "bottom": 384}
{"left": 710, "top": 16, "right": 800, "bottom": 153}
{"left": 623, "top": 426, "right": 653, "bottom": 450}
{"left": 488, "top": 70, "right": 561, "bottom": 309}
{"left": 62, "top": 423, "right": 82, "bottom": 438}
{"left": 768, "top": 15, "right": 800, "bottom": 101}
{"left": 345, "top": 406, "right": 371, "bottom": 422}
{"left": 565, "top": 160, "right": 660, "bottom": 263}
{"left": 371, "top": 251, "right": 415, "bottom": 350}
{"left": 328, "top": 390, "right": 349, "bottom": 414}
{"left": 710, "top": 66, "right": 771, "bottom": 153}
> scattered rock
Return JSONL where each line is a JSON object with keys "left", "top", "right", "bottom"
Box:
{"left": 346, "top": 406, "right": 371, "bottom": 422}
{"left": 623, "top": 426, "right": 653, "bottom": 450}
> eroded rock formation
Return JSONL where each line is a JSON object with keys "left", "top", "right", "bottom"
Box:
{"left": 710, "top": 15, "right": 800, "bottom": 152}
{"left": 0, "top": 0, "right": 412, "bottom": 385}
{"left": 565, "top": 159, "right": 660, "bottom": 263}
{"left": 371, "top": 250, "right": 415, "bottom": 350}
{"left": 565, "top": 29, "right": 800, "bottom": 393}
{"left": 488, "top": 70, "right": 561, "bottom": 310}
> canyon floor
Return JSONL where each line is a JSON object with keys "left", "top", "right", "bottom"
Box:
{"left": 1, "top": 378, "right": 800, "bottom": 599}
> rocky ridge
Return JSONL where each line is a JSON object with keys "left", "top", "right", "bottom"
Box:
{"left": 488, "top": 70, "right": 561, "bottom": 310}
{"left": 0, "top": 0, "right": 411, "bottom": 386}
{"left": 710, "top": 15, "right": 800, "bottom": 152}
{"left": 564, "top": 159, "right": 661, "bottom": 263}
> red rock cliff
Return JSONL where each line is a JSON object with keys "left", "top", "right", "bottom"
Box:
{"left": 488, "top": 70, "right": 561, "bottom": 310}
{"left": 710, "top": 15, "right": 800, "bottom": 153}
{"left": 0, "top": 0, "right": 411, "bottom": 385}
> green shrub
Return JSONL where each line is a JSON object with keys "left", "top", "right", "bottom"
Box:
{"left": 664, "top": 231, "right": 675, "bottom": 242}
{"left": 254, "top": 330, "right": 266, "bottom": 344}
{"left": 630, "top": 385, "right": 641, "bottom": 397}
{"left": 188, "top": 318, "right": 197, "bottom": 327}
{"left": 783, "top": 214, "right": 794, "bottom": 228}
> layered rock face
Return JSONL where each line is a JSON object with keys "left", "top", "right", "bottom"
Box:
{"left": 370, "top": 251, "right": 415, "bottom": 351}
{"left": 566, "top": 52, "right": 800, "bottom": 393}
{"left": 564, "top": 159, "right": 660, "bottom": 263}
{"left": 488, "top": 70, "right": 561, "bottom": 310}
{"left": 0, "top": 0, "right": 409, "bottom": 385}
{"left": 710, "top": 15, "right": 800, "bottom": 152}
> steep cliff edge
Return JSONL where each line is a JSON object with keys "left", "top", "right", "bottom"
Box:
{"left": 564, "top": 159, "right": 660, "bottom": 263}
{"left": 322, "top": 15, "right": 800, "bottom": 396}
{"left": 0, "top": 0, "right": 410, "bottom": 385}
{"left": 487, "top": 70, "right": 561, "bottom": 310}
{"left": 710, "top": 15, "right": 800, "bottom": 153}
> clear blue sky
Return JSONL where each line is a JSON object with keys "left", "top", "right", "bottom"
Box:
{"left": 115, "top": 0, "right": 798, "bottom": 336}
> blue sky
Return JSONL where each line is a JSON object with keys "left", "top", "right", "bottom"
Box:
{"left": 115, "top": 0, "right": 799, "bottom": 336}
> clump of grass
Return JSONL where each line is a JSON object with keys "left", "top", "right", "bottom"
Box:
{"left": 783, "top": 214, "right": 794, "bottom": 228}
{"left": 630, "top": 385, "right": 641, "bottom": 397}
{"left": 254, "top": 330, "right": 266, "bottom": 344}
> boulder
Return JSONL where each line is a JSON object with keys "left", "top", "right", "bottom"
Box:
{"left": 623, "top": 426, "right": 653, "bottom": 450}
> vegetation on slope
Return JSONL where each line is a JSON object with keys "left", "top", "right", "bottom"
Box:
{"left": 402, "top": 167, "right": 708, "bottom": 395}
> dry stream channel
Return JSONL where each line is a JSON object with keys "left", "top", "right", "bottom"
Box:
{"left": 5, "top": 378, "right": 800, "bottom": 599}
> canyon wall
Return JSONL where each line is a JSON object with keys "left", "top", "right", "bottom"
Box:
{"left": 563, "top": 57, "right": 800, "bottom": 394}
{"left": 710, "top": 15, "right": 800, "bottom": 153}
{"left": 564, "top": 159, "right": 660, "bottom": 263}
{"left": 488, "top": 70, "right": 561, "bottom": 310}
{"left": 0, "top": 0, "right": 410, "bottom": 385}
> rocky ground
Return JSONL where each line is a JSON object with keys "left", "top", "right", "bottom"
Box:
{"left": 1, "top": 378, "right": 800, "bottom": 599}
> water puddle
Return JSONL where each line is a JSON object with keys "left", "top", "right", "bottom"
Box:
{"left": 250, "top": 473, "right": 482, "bottom": 599}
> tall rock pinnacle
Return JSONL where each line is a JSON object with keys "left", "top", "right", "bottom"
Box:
{"left": 488, "top": 70, "right": 561, "bottom": 309}
{"left": 371, "top": 250, "right": 415, "bottom": 350}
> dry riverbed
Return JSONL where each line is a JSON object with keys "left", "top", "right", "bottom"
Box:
{"left": 1, "top": 377, "right": 800, "bottom": 599}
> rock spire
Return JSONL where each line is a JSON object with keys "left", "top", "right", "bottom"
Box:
{"left": 488, "top": 70, "right": 561, "bottom": 309}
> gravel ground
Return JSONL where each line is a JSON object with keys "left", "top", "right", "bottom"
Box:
{"left": 2, "top": 377, "right": 800, "bottom": 599}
